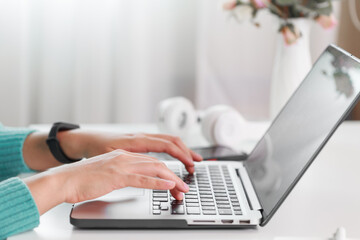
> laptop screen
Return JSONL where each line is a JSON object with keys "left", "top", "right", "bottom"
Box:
{"left": 244, "top": 45, "right": 360, "bottom": 225}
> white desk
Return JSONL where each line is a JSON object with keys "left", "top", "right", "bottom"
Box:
{"left": 10, "top": 122, "right": 360, "bottom": 240}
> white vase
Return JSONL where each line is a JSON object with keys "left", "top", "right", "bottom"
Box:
{"left": 269, "top": 18, "right": 312, "bottom": 119}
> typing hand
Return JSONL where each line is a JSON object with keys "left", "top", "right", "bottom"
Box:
{"left": 25, "top": 150, "right": 189, "bottom": 215}
{"left": 58, "top": 130, "right": 203, "bottom": 174}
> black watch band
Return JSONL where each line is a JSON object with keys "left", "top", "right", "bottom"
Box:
{"left": 46, "top": 122, "right": 81, "bottom": 164}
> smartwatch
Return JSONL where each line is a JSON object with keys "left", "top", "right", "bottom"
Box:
{"left": 46, "top": 122, "right": 82, "bottom": 164}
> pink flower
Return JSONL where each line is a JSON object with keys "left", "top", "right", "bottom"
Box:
{"left": 223, "top": 0, "right": 237, "bottom": 10}
{"left": 316, "top": 14, "right": 337, "bottom": 29}
{"left": 281, "top": 25, "right": 301, "bottom": 45}
{"left": 251, "top": 0, "right": 268, "bottom": 9}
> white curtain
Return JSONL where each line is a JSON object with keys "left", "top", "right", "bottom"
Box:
{"left": 0, "top": 0, "right": 198, "bottom": 126}
{"left": 0, "top": 0, "right": 341, "bottom": 126}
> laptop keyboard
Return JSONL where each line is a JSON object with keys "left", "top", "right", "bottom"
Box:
{"left": 152, "top": 165, "right": 242, "bottom": 216}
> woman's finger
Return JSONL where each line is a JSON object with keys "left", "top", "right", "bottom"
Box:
{"left": 147, "top": 134, "right": 203, "bottom": 163}
{"left": 123, "top": 174, "right": 176, "bottom": 190}
{"left": 127, "top": 160, "right": 189, "bottom": 194}
{"left": 146, "top": 134, "right": 193, "bottom": 158}
{"left": 170, "top": 188, "right": 184, "bottom": 201}
{"left": 139, "top": 137, "right": 196, "bottom": 173}
{"left": 190, "top": 149, "right": 203, "bottom": 162}
{"left": 112, "top": 149, "right": 158, "bottom": 162}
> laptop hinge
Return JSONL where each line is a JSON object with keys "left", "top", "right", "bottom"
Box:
{"left": 236, "top": 167, "right": 262, "bottom": 211}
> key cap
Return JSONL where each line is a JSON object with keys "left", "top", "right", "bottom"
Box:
{"left": 171, "top": 200, "right": 184, "bottom": 205}
{"left": 160, "top": 205, "right": 169, "bottom": 211}
{"left": 202, "top": 206, "right": 216, "bottom": 210}
{"left": 185, "top": 195, "right": 198, "bottom": 199}
{"left": 201, "top": 202, "right": 215, "bottom": 206}
{"left": 200, "top": 198, "right": 214, "bottom": 202}
{"left": 199, "top": 191, "right": 212, "bottom": 195}
{"left": 185, "top": 199, "right": 199, "bottom": 203}
{"left": 153, "top": 210, "right": 161, "bottom": 215}
{"left": 171, "top": 205, "right": 185, "bottom": 215}
{"left": 186, "top": 191, "right": 198, "bottom": 195}
{"left": 218, "top": 209, "right": 233, "bottom": 215}
{"left": 153, "top": 197, "right": 168, "bottom": 202}
{"left": 153, "top": 193, "right": 168, "bottom": 197}
{"left": 216, "top": 201, "right": 230, "bottom": 205}
{"left": 187, "top": 207, "right": 201, "bottom": 215}
{"left": 153, "top": 206, "right": 160, "bottom": 210}
{"left": 233, "top": 207, "right": 241, "bottom": 211}
{"left": 203, "top": 210, "right": 217, "bottom": 215}
{"left": 214, "top": 190, "right": 227, "bottom": 194}
{"left": 217, "top": 205, "right": 231, "bottom": 209}
{"left": 234, "top": 211, "right": 242, "bottom": 215}
{"left": 212, "top": 184, "right": 225, "bottom": 188}
{"left": 215, "top": 197, "right": 229, "bottom": 201}
{"left": 186, "top": 203, "right": 199, "bottom": 207}
{"left": 153, "top": 201, "right": 160, "bottom": 206}
{"left": 200, "top": 195, "right": 213, "bottom": 199}
{"left": 211, "top": 180, "right": 224, "bottom": 184}
{"left": 215, "top": 192, "right": 228, "bottom": 198}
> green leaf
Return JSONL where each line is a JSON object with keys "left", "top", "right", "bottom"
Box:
{"left": 304, "top": 0, "right": 333, "bottom": 15}
{"left": 275, "top": 0, "right": 297, "bottom": 6}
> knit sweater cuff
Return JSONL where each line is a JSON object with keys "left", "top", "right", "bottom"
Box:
{"left": 0, "top": 126, "right": 36, "bottom": 180}
{"left": 0, "top": 177, "right": 40, "bottom": 239}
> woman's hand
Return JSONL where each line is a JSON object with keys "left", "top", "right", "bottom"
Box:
{"left": 25, "top": 150, "right": 189, "bottom": 215}
{"left": 58, "top": 130, "right": 203, "bottom": 173}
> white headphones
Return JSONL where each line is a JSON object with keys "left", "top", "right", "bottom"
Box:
{"left": 156, "top": 97, "right": 247, "bottom": 147}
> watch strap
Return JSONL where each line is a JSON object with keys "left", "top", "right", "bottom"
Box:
{"left": 46, "top": 122, "right": 81, "bottom": 164}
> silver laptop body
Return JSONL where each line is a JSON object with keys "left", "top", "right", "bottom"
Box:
{"left": 70, "top": 45, "right": 360, "bottom": 228}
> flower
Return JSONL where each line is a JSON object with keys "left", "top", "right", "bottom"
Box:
{"left": 316, "top": 14, "right": 337, "bottom": 29}
{"left": 223, "top": 0, "right": 237, "bottom": 10}
{"left": 223, "top": 0, "right": 337, "bottom": 45}
{"left": 232, "top": 5, "right": 253, "bottom": 23}
{"left": 251, "top": 0, "right": 268, "bottom": 9}
{"left": 281, "top": 25, "right": 301, "bottom": 45}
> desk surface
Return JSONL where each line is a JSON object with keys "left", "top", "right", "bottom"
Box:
{"left": 10, "top": 122, "right": 360, "bottom": 240}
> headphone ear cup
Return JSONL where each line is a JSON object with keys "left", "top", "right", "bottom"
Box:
{"left": 156, "top": 97, "right": 197, "bottom": 137}
{"left": 201, "top": 105, "right": 246, "bottom": 148}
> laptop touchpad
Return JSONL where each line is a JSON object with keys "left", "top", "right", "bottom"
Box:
{"left": 99, "top": 187, "right": 145, "bottom": 201}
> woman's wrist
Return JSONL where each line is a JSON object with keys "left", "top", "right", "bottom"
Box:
{"left": 24, "top": 171, "right": 67, "bottom": 215}
{"left": 57, "top": 129, "right": 88, "bottom": 160}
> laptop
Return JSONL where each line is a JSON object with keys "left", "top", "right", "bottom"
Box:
{"left": 70, "top": 45, "right": 360, "bottom": 228}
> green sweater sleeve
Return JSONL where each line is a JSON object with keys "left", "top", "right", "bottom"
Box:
{"left": 0, "top": 178, "right": 40, "bottom": 239}
{"left": 0, "top": 124, "right": 40, "bottom": 239}
{"left": 0, "top": 124, "right": 36, "bottom": 181}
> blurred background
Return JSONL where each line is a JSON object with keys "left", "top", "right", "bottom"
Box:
{"left": 0, "top": 0, "right": 358, "bottom": 127}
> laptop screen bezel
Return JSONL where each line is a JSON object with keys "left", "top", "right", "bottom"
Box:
{"left": 243, "top": 45, "right": 360, "bottom": 226}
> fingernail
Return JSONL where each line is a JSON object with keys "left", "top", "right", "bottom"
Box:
{"left": 177, "top": 193, "right": 184, "bottom": 200}
{"left": 187, "top": 166, "right": 195, "bottom": 174}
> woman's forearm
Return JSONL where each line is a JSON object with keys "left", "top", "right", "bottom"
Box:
{"left": 22, "top": 132, "right": 62, "bottom": 170}
{"left": 24, "top": 171, "right": 66, "bottom": 215}
{"left": 22, "top": 130, "right": 85, "bottom": 171}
